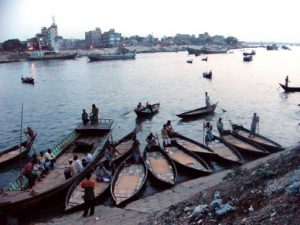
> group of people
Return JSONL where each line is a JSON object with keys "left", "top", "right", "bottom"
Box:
{"left": 136, "top": 102, "right": 153, "bottom": 112}
{"left": 82, "top": 104, "right": 99, "bottom": 125}
{"left": 203, "top": 113, "right": 260, "bottom": 144}
{"left": 64, "top": 153, "right": 93, "bottom": 180}
{"left": 22, "top": 148, "right": 56, "bottom": 188}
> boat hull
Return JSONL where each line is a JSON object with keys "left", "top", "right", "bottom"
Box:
{"left": 279, "top": 83, "right": 300, "bottom": 92}
{"left": 177, "top": 102, "right": 218, "bottom": 119}
{"left": 134, "top": 103, "right": 160, "bottom": 117}
{"left": 28, "top": 53, "right": 77, "bottom": 60}
{"left": 88, "top": 53, "right": 136, "bottom": 61}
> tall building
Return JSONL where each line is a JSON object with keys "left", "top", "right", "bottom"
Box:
{"left": 34, "top": 17, "right": 58, "bottom": 50}
{"left": 48, "top": 17, "right": 58, "bottom": 49}
{"left": 102, "top": 29, "right": 121, "bottom": 48}
{"left": 85, "top": 28, "right": 102, "bottom": 48}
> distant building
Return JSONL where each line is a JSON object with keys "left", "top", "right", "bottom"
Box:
{"left": 85, "top": 27, "right": 102, "bottom": 48}
{"left": 198, "top": 32, "right": 210, "bottom": 44}
{"left": 102, "top": 29, "right": 121, "bottom": 47}
{"left": 211, "top": 35, "right": 225, "bottom": 45}
{"left": 48, "top": 20, "right": 58, "bottom": 49}
{"left": 174, "top": 34, "right": 193, "bottom": 45}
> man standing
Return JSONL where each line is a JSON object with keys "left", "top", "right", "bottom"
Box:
{"left": 285, "top": 76, "right": 289, "bottom": 87}
{"left": 216, "top": 118, "right": 224, "bottom": 136}
{"left": 90, "top": 104, "right": 99, "bottom": 124}
{"left": 82, "top": 109, "right": 89, "bottom": 125}
{"left": 249, "top": 113, "right": 259, "bottom": 138}
{"left": 205, "top": 92, "right": 211, "bottom": 109}
{"left": 81, "top": 172, "right": 96, "bottom": 217}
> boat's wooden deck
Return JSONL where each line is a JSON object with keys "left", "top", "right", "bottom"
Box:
{"left": 0, "top": 135, "right": 102, "bottom": 204}
{"left": 165, "top": 147, "right": 207, "bottom": 171}
{"left": 237, "top": 130, "right": 277, "bottom": 147}
{"left": 222, "top": 134, "right": 264, "bottom": 152}
{"left": 207, "top": 140, "right": 239, "bottom": 162}
{"left": 146, "top": 151, "right": 174, "bottom": 184}
{"left": 113, "top": 164, "right": 145, "bottom": 204}
{"left": 0, "top": 146, "right": 27, "bottom": 163}
{"left": 113, "top": 140, "right": 133, "bottom": 161}
{"left": 66, "top": 171, "right": 109, "bottom": 210}
{"left": 175, "top": 138, "right": 213, "bottom": 154}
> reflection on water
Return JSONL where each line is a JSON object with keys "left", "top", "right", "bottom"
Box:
{"left": 0, "top": 48, "right": 299, "bottom": 189}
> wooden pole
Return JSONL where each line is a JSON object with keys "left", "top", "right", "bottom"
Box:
{"left": 19, "top": 104, "right": 24, "bottom": 190}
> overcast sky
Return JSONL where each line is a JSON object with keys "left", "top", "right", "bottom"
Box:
{"left": 0, "top": 0, "right": 299, "bottom": 42}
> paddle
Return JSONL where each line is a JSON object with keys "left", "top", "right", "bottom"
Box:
{"left": 203, "top": 123, "right": 206, "bottom": 144}
{"left": 121, "top": 109, "right": 134, "bottom": 116}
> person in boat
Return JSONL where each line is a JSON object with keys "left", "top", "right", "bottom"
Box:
{"left": 85, "top": 152, "right": 93, "bottom": 164}
{"left": 45, "top": 149, "right": 55, "bottom": 170}
{"left": 90, "top": 104, "right": 99, "bottom": 124}
{"left": 104, "top": 146, "right": 115, "bottom": 171}
{"left": 38, "top": 151, "right": 50, "bottom": 171}
{"left": 216, "top": 118, "right": 224, "bottom": 136}
{"left": 132, "top": 136, "right": 141, "bottom": 164}
{"left": 249, "top": 113, "right": 259, "bottom": 138}
{"left": 64, "top": 159, "right": 75, "bottom": 180}
{"left": 82, "top": 109, "right": 89, "bottom": 125}
{"left": 146, "top": 133, "right": 158, "bottom": 150}
{"left": 82, "top": 158, "right": 88, "bottom": 168}
{"left": 165, "top": 120, "right": 175, "bottom": 138}
{"left": 137, "top": 102, "right": 144, "bottom": 111}
{"left": 285, "top": 76, "right": 289, "bottom": 87}
{"left": 96, "top": 162, "right": 111, "bottom": 182}
{"left": 205, "top": 92, "right": 211, "bottom": 109}
{"left": 81, "top": 172, "right": 96, "bottom": 217}
{"left": 24, "top": 127, "right": 34, "bottom": 146}
{"left": 204, "top": 122, "right": 213, "bottom": 144}
{"left": 22, "top": 159, "right": 37, "bottom": 188}
{"left": 73, "top": 155, "right": 83, "bottom": 173}
{"left": 145, "top": 102, "right": 153, "bottom": 112}
{"left": 161, "top": 124, "right": 170, "bottom": 146}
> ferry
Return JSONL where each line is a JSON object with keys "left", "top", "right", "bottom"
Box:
{"left": 28, "top": 51, "right": 77, "bottom": 60}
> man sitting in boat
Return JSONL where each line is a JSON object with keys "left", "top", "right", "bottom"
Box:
{"left": 146, "top": 133, "right": 158, "bottom": 150}
{"left": 90, "top": 104, "right": 99, "bottom": 124}
{"left": 161, "top": 124, "right": 171, "bottom": 146}
{"left": 204, "top": 122, "right": 213, "bottom": 144}
{"left": 24, "top": 127, "right": 35, "bottom": 147}
{"left": 96, "top": 161, "right": 111, "bottom": 182}
{"left": 73, "top": 155, "right": 83, "bottom": 173}
{"left": 38, "top": 151, "right": 51, "bottom": 172}
{"left": 45, "top": 149, "right": 55, "bottom": 170}
{"left": 82, "top": 109, "right": 89, "bottom": 125}
{"left": 165, "top": 120, "right": 175, "bottom": 137}
{"left": 22, "top": 159, "right": 38, "bottom": 188}
{"left": 205, "top": 92, "right": 211, "bottom": 109}
{"left": 145, "top": 102, "right": 153, "bottom": 112}
{"left": 249, "top": 113, "right": 259, "bottom": 138}
{"left": 64, "top": 159, "right": 75, "bottom": 180}
{"left": 136, "top": 102, "right": 144, "bottom": 111}
{"left": 84, "top": 152, "right": 93, "bottom": 164}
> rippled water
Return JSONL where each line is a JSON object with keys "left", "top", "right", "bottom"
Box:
{"left": 0, "top": 48, "right": 300, "bottom": 187}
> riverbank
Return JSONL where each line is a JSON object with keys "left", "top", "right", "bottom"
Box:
{"left": 0, "top": 52, "right": 28, "bottom": 63}
{"left": 27, "top": 142, "right": 300, "bottom": 225}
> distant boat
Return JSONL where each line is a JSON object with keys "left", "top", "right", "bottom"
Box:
{"left": 201, "top": 45, "right": 228, "bottom": 54}
{"left": 177, "top": 102, "right": 218, "bottom": 119}
{"left": 266, "top": 44, "right": 278, "bottom": 50}
{"left": 186, "top": 59, "right": 193, "bottom": 64}
{"left": 243, "top": 50, "right": 256, "bottom": 56}
{"left": 134, "top": 103, "right": 160, "bottom": 117}
{"left": 282, "top": 45, "right": 291, "bottom": 50}
{"left": 187, "top": 47, "right": 203, "bottom": 55}
{"left": 243, "top": 55, "right": 253, "bottom": 62}
{"left": 201, "top": 57, "right": 208, "bottom": 61}
{"left": 21, "top": 76, "right": 34, "bottom": 84}
{"left": 279, "top": 83, "right": 300, "bottom": 92}
{"left": 28, "top": 51, "right": 77, "bottom": 60}
{"left": 203, "top": 71, "right": 212, "bottom": 79}
{"left": 88, "top": 47, "right": 136, "bottom": 61}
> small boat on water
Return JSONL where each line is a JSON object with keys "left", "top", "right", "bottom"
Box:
{"left": 206, "top": 136, "right": 243, "bottom": 165}
{"left": 266, "top": 44, "right": 278, "bottom": 51}
{"left": 144, "top": 145, "right": 177, "bottom": 186}
{"left": 243, "top": 50, "right": 256, "bottom": 56}
{"left": 243, "top": 55, "right": 253, "bottom": 62}
{"left": 0, "top": 130, "right": 37, "bottom": 168}
{"left": 201, "top": 45, "right": 228, "bottom": 54}
{"left": 279, "top": 83, "right": 300, "bottom": 92}
{"left": 186, "top": 59, "right": 193, "bottom": 64}
{"left": 111, "top": 154, "right": 148, "bottom": 206}
{"left": 220, "top": 130, "right": 270, "bottom": 157}
{"left": 0, "top": 119, "right": 115, "bottom": 212}
{"left": 176, "top": 102, "right": 218, "bottom": 119}
{"left": 203, "top": 71, "right": 212, "bottom": 79}
{"left": 172, "top": 132, "right": 216, "bottom": 159}
{"left": 164, "top": 145, "right": 211, "bottom": 175}
{"left": 65, "top": 160, "right": 112, "bottom": 212}
{"left": 21, "top": 77, "right": 34, "bottom": 84}
{"left": 202, "top": 57, "right": 208, "bottom": 61}
{"left": 134, "top": 103, "right": 160, "bottom": 117}
{"left": 231, "top": 124, "right": 283, "bottom": 152}
{"left": 88, "top": 47, "right": 136, "bottom": 61}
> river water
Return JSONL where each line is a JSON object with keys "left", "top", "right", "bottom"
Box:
{"left": 0, "top": 48, "right": 300, "bottom": 188}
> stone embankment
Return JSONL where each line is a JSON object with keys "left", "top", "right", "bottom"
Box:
{"left": 0, "top": 51, "right": 28, "bottom": 63}
{"left": 32, "top": 142, "right": 300, "bottom": 225}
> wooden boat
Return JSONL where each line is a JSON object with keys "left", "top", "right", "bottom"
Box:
{"left": 279, "top": 83, "right": 300, "bottom": 92}
{"left": 134, "top": 103, "right": 160, "bottom": 117}
{"left": 164, "top": 145, "right": 211, "bottom": 175}
{"left": 186, "top": 59, "right": 193, "bottom": 64}
{"left": 172, "top": 132, "right": 216, "bottom": 159}
{"left": 206, "top": 136, "right": 243, "bottom": 165}
{"left": 243, "top": 55, "right": 253, "bottom": 62}
{"left": 176, "top": 102, "right": 218, "bottom": 119}
{"left": 21, "top": 77, "right": 34, "bottom": 84}
{"left": 231, "top": 124, "right": 283, "bottom": 152}
{"left": 220, "top": 130, "right": 270, "bottom": 157}
{"left": 111, "top": 154, "right": 148, "bottom": 206}
{"left": 0, "top": 119, "right": 115, "bottom": 212}
{"left": 203, "top": 71, "right": 212, "bottom": 79}
{"left": 0, "top": 131, "right": 37, "bottom": 168}
{"left": 65, "top": 160, "right": 112, "bottom": 212}
{"left": 143, "top": 146, "right": 177, "bottom": 186}
{"left": 202, "top": 57, "right": 208, "bottom": 61}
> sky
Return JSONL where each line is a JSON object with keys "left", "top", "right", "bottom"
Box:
{"left": 0, "top": 0, "right": 299, "bottom": 43}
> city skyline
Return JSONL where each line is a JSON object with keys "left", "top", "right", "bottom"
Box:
{"left": 1, "top": 0, "right": 300, "bottom": 43}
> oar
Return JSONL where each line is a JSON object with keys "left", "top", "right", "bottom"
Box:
{"left": 202, "top": 123, "right": 206, "bottom": 144}
{"left": 122, "top": 109, "right": 134, "bottom": 116}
